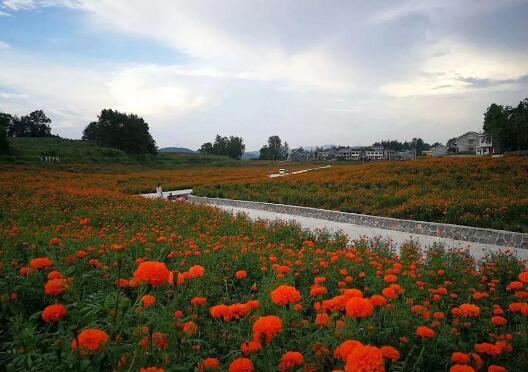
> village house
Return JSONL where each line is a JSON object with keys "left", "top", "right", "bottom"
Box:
{"left": 432, "top": 144, "right": 448, "bottom": 157}
{"left": 453, "top": 131, "right": 494, "bottom": 155}
{"left": 364, "top": 146, "right": 384, "bottom": 160}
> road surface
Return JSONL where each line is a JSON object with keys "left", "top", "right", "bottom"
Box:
{"left": 214, "top": 205, "right": 528, "bottom": 260}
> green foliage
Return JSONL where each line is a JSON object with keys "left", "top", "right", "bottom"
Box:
{"left": 199, "top": 135, "right": 246, "bottom": 159}
{"left": 82, "top": 109, "right": 157, "bottom": 155}
{"left": 483, "top": 98, "right": 528, "bottom": 153}
{"left": 259, "top": 135, "right": 288, "bottom": 160}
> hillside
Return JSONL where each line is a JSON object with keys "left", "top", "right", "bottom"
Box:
{"left": 0, "top": 137, "right": 274, "bottom": 169}
{"left": 158, "top": 146, "right": 196, "bottom": 153}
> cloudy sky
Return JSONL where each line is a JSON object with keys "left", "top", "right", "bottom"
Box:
{"left": 1, "top": 0, "right": 527, "bottom": 150}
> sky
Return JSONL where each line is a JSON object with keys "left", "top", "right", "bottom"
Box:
{"left": 0, "top": 0, "right": 527, "bottom": 150}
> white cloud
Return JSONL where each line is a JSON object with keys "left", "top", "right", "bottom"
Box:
{"left": 0, "top": 40, "right": 10, "bottom": 48}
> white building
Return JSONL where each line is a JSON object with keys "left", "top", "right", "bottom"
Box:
{"left": 365, "top": 146, "right": 384, "bottom": 160}
{"left": 432, "top": 144, "right": 448, "bottom": 157}
{"left": 476, "top": 134, "right": 494, "bottom": 155}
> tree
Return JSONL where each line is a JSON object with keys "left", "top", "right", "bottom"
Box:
{"left": 82, "top": 109, "right": 157, "bottom": 155}
{"left": 0, "top": 113, "right": 10, "bottom": 154}
{"left": 199, "top": 142, "right": 213, "bottom": 154}
{"left": 225, "top": 136, "right": 245, "bottom": 159}
{"left": 259, "top": 135, "right": 288, "bottom": 160}
{"left": 199, "top": 135, "right": 245, "bottom": 159}
{"left": 446, "top": 138, "right": 457, "bottom": 152}
{"left": 289, "top": 147, "right": 311, "bottom": 161}
{"left": 5, "top": 110, "right": 53, "bottom": 137}
{"left": 484, "top": 98, "right": 528, "bottom": 152}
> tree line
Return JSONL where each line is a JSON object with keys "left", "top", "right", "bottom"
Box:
{"left": 198, "top": 135, "right": 246, "bottom": 159}
{"left": 482, "top": 98, "right": 528, "bottom": 153}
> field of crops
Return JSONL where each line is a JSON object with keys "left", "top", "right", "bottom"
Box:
{"left": 1, "top": 167, "right": 528, "bottom": 371}
{"left": 194, "top": 156, "right": 528, "bottom": 233}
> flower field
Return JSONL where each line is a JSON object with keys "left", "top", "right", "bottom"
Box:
{"left": 194, "top": 156, "right": 528, "bottom": 233}
{"left": 1, "top": 167, "right": 528, "bottom": 371}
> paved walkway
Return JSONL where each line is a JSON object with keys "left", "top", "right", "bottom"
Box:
{"left": 215, "top": 205, "right": 528, "bottom": 260}
{"left": 141, "top": 189, "right": 193, "bottom": 199}
{"left": 269, "top": 165, "right": 331, "bottom": 178}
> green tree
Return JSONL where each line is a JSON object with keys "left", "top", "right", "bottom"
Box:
{"left": 5, "top": 110, "right": 53, "bottom": 137}
{"left": 82, "top": 109, "right": 157, "bottom": 155}
{"left": 199, "top": 135, "right": 245, "bottom": 158}
{"left": 0, "top": 113, "right": 10, "bottom": 154}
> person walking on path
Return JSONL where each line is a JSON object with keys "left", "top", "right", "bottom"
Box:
{"left": 156, "top": 183, "right": 163, "bottom": 199}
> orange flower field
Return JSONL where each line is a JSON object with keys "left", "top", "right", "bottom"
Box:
{"left": 0, "top": 166, "right": 528, "bottom": 371}
{"left": 194, "top": 156, "right": 528, "bottom": 233}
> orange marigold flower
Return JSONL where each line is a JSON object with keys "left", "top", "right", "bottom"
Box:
{"left": 382, "top": 286, "right": 398, "bottom": 300}
{"left": 344, "top": 344, "right": 384, "bottom": 372}
{"left": 334, "top": 340, "right": 363, "bottom": 361}
{"left": 241, "top": 340, "right": 262, "bottom": 355}
{"left": 30, "top": 257, "right": 53, "bottom": 270}
{"left": 42, "top": 303, "right": 67, "bottom": 322}
{"left": 384, "top": 274, "right": 398, "bottom": 283}
{"left": 491, "top": 316, "right": 507, "bottom": 326}
{"left": 235, "top": 271, "right": 247, "bottom": 280}
{"left": 19, "top": 267, "right": 30, "bottom": 277}
{"left": 188, "top": 265, "right": 206, "bottom": 279}
{"left": 380, "top": 345, "right": 400, "bottom": 361}
{"left": 71, "top": 328, "right": 109, "bottom": 355}
{"left": 271, "top": 285, "right": 302, "bottom": 306}
{"left": 252, "top": 315, "right": 283, "bottom": 344}
{"left": 310, "top": 285, "right": 328, "bottom": 297}
{"left": 228, "top": 358, "right": 254, "bottom": 372}
{"left": 416, "top": 326, "right": 435, "bottom": 339}
{"left": 182, "top": 321, "right": 198, "bottom": 336}
{"left": 518, "top": 271, "right": 528, "bottom": 283}
{"left": 451, "top": 352, "right": 470, "bottom": 364}
{"left": 450, "top": 365, "right": 476, "bottom": 372}
{"left": 191, "top": 296, "right": 208, "bottom": 307}
{"left": 44, "top": 278, "right": 68, "bottom": 296}
{"left": 133, "top": 261, "right": 170, "bottom": 287}
{"left": 506, "top": 281, "right": 524, "bottom": 291}
{"left": 141, "top": 294, "right": 156, "bottom": 309}
{"left": 47, "top": 270, "right": 63, "bottom": 280}
{"left": 488, "top": 365, "right": 507, "bottom": 372}
{"left": 315, "top": 313, "right": 330, "bottom": 327}
{"left": 474, "top": 343, "right": 501, "bottom": 357}
{"left": 345, "top": 297, "right": 374, "bottom": 319}
{"left": 457, "top": 304, "right": 481, "bottom": 317}
{"left": 369, "top": 295, "right": 387, "bottom": 308}
{"left": 140, "top": 368, "right": 164, "bottom": 372}
{"left": 198, "top": 358, "right": 221, "bottom": 372}
{"left": 279, "top": 351, "right": 304, "bottom": 372}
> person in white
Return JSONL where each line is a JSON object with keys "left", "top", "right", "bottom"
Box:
{"left": 156, "top": 183, "right": 163, "bottom": 198}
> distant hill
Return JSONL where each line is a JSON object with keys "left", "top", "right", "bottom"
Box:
{"left": 159, "top": 147, "right": 196, "bottom": 154}
{"left": 241, "top": 150, "right": 260, "bottom": 159}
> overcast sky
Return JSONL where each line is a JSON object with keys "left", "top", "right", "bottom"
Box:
{"left": 1, "top": 0, "right": 527, "bottom": 150}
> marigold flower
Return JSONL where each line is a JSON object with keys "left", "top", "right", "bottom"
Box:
{"left": 488, "top": 365, "right": 507, "bottom": 372}
{"left": 491, "top": 316, "right": 507, "bottom": 326}
{"left": 384, "top": 274, "right": 398, "bottom": 283}
{"left": 182, "top": 321, "right": 198, "bottom": 335}
{"left": 450, "top": 365, "right": 476, "bottom": 372}
{"left": 271, "top": 285, "right": 302, "bottom": 306}
{"left": 456, "top": 304, "right": 481, "bottom": 317}
{"left": 279, "top": 351, "right": 304, "bottom": 372}
{"left": 310, "top": 285, "right": 328, "bottom": 297}
{"left": 252, "top": 315, "right": 283, "bottom": 344}
{"left": 188, "top": 265, "right": 205, "bottom": 278}
{"left": 71, "top": 328, "right": 109, "bottom": 355}
{"left": 47, "top": 270, "right": 63, "bottom": 280}
{"left": 44, "top": 278, "right": 68, "bottom": 296}
{"left": 228, "top": 358, "right": 254, "bottom": 372}
{"left": 474, "top": 343, "right": 501, "bottom": 356}
{"left": 140, "top": 368, "right": 164, "bottom": 372}
{"left": 42, "top": 303, "right": 67, "bottom": 322}
{"left": 315, "top": 312, "right": 330, "bottom": 327}
{"left": 380, "top": 345, "right": 400, "bottom": 361}
{"left": 191, "top": 296, "right": 207, "bottom": 307}
{"left": 133, "top": 261, "right": 170, "bottom": 286}
{"left": 369, "top": 295, "right": 387, "bottom": 308}
{"left": 334, "top": 340, "right": 362, "bottom": 361}
{"left": 198, "top": 358, "right": 221, "bottom": 372}
{"left": 241, "top": 340, "right": 262, "bottom": 355}
{"left": 235, "top": 270, "right": 247, "bottom": 279}
{"left": 451, "top": 352, "right": 470, "bottom": 364}
{"left": 344, "top": 344, "right": 384, "bottom": 372}
{"left": 345, "top": 297, "right": 374, "bottom": 318}
{"left": 518, "top": 271, "right": 528, "bottom": 283}
{"left": 416, "top": 326, "right": 435, "bottom": 339}
{"left": 141, "top": 294, "right": 156, "bottom": 309}
{"left": 30, "top": 257, "right": 53, "bottom": 270}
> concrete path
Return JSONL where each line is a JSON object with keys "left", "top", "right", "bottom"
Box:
{"left": 141, "top": 189, "right": 193, "bottom": 199}
{"left": 269, "top": 165, "right": 331, "bottom": 178}
{"left": 215, "top": 205, "right": 528, "bottom": 261}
